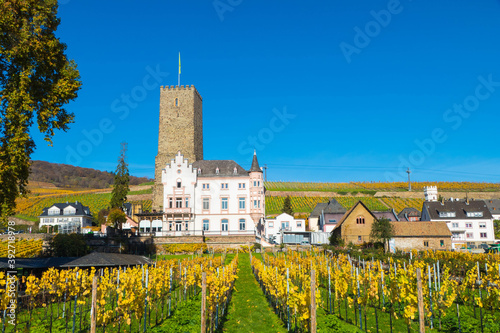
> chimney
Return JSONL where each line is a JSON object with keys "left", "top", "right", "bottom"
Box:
{"left": 466, "top": 197, "right": 469, "bottom": 205}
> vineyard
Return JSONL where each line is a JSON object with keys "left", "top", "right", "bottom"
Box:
{"left": 265, "top": 181, "right": 500, "bottom": 193}
{"left": 8, "top": 254, "right": 238, "bottom": 332}
{"left": 265, "top": 196, "right": 391, "bottom": 215}
{"left": 252, "top": 249, "right": 500, "bottom": 332}
{"left": 0, "top": 240, "right": 43, "bottom": 258}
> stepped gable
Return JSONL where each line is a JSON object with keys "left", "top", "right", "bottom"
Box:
{"left": 192, "top": 160, "right": 248, "bottom": 177}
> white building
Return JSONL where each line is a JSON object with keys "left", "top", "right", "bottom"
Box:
{"left": 38, "top": 202, "right": 92, "bottom": 234}
{"left": 147, "top": 151, "right": 265, "bottom": 237}
{"left": 484, "top": 199, "right": 500, "bottom": 221}
{"left": 421, "top": 198, "right": 495, "bottom": 250}
{"left": 264, "top": 213, "right": 305, "bottom": 244}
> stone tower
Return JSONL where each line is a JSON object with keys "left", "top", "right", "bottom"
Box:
{"left": 152, "top": 85, "right": 203, "bottom": 209}
{"left": 424, "top": 186, "right": 438, "bottom": 202}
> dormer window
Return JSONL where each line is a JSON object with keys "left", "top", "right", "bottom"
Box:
{"left": 439, "top": 212, "right": 456, "bottom": 218}
{"left": 198, "top": 168, "right": 201, "bottom": 174}
{"left": 466, "top": 212, "right": 483, "bottom": 217}
{"left": 233, "top": 167, "right": 237, "bottom": 175}
{"left": 216, "top": 167, "right": 219, "bottom": 174}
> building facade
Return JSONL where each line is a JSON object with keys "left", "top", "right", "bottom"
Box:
{"left": 330, "top": 201, "right": 378, "bottom": 245}
{"left": 149, "top": 151, "right": 265, "bottom": 236}
{"left": 38, "top": 202, "right": 92, "bottom": 233}
{"left": 421, "top": 198, "right": 495, "bottom": 250}
{"left": 390, "top": 221, "right": 452, "bottom": 251}
{"left": 264, "top": 213, "right": 306, "bottom": 244}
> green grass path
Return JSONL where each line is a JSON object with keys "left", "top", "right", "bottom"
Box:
{"left": 218, "top": 254, "right": 287, "bottom": 333}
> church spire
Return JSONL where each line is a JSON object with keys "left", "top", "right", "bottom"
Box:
{"left": 250, "top": 150, "right": 262, "bottom": 172}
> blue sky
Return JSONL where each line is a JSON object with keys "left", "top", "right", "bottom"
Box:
{"left": 30, "top": 0, "right": 500, "bottom": 183}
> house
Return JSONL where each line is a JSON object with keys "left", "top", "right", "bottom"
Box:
{"left": 308, "top": 202, "right": 328, "bottom": 232}
{"left": 373, "top": 210, "right": 399, "bottom": 222}
{"left": 397, "top": 207, "right": 421, "bottom": 221}
{"left": 484, "top": 199, "right": 500, "bottom": 220}
{"left": 147, "top": 150, "right": 265, "bottom": 237}
{"left": 421, "top": 198, "right": 495, "bottom": 250}
{"left": 390, "top": 221, "right": 452, "bottom": 251}
{"left": 330, "top": 201, "right": 378, "bottom": 245}
{"left": 264, "top": 213, "right": 305, "bottom": 244}
{"left": 317, "top": 199, "right": 347, "bottom": 232}
{"left": 38, "top": 202, "right": 92, "bottom": 234}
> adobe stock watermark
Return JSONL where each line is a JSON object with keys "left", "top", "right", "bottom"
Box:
{"left": 385, "top": 74, "right": 500, "bottom": 182}
{"left": 339, "top": 0, "right": 410, "bottom": 64}
{"left": 237, "top": 106, "right": 295, "bottom": 155}
{"left": 213, "top": 0, "right": 243, "bottom": 22}
{"left": 65, "top": 65, "right": 169, "bottom": 165}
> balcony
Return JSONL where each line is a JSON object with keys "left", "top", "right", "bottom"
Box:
{"left": 163, "top": 207, "right": 191, "bottom": 214}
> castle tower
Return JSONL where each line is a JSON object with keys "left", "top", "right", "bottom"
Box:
{"left": 424, "top": 186, "right": 438, "bottom": 202}
{"left": 153, "top": 85, "right": 203, "bottom": 209}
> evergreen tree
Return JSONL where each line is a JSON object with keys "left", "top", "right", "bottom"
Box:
{"left": 110, "top": 142, "right": 130, "bottom": 209}
{"left": 0, "top": 0, "right": 81, "bottom": 222}
{"left": 282, "top": 196, "right": 293, "bottom": 215}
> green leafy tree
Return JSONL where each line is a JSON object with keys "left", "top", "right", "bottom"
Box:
{"left": 0, "top": 0, "right": 81, "bottom": 223}
{"left": 107, "top": 207, "right": 126, "bottom": 231}
{"left": 110, "top": 142, "right": 130, "bottom": 208}
{"left": 93, "top": 208, "right": 109, "bottom": 227}
{"left": 494, "top": 219, "right": 500, "bottom": 239}
{"left": 370, "top": 217, "right": 394, "bottom": 252}
{"left": 49, "top": 233, "right": 89, "bottom": 257}
{"left": 281, "top": 195, "right": 293, "bottom": 216}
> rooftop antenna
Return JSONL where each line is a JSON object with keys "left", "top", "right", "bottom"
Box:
{"left": 178, "top": 52, "right": 181, "bottom": 86}
{"left": 263, "top": 164, "right": 268, "bottom": 182}
{"left": 407, "top": 167, "right": 411, "bottom": 191}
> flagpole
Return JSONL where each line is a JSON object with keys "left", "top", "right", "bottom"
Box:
{"left": 178, "top": 52, "right": 181, "bottom": 86}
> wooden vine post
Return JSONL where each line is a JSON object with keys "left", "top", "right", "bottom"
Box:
{"left": 311, "top": 269, "right": 317, "bottom": 333}
{"left": 201, "top": 272, "right": 207, "bottom": 333}
{"left": 416, "top": 268, "right": 425, "bottom": 333}
{"left": 90, "top": 275, "right": 98, "bottom": 333}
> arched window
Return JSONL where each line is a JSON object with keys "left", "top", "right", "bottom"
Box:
{"left": 356, "top": 216, "right": 365, "bottom": 224}
{"left": 175, "top": 98, "right": 179, "bottom": 106}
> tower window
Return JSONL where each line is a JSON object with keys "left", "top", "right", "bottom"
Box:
{"left": 175, "top": 98, "right": 179, "bottom": 106}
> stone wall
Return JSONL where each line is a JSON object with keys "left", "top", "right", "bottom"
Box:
{"left": 129, "top": 235, "right": 255, "bottom": 245}
{"left": 393, "top": 237, "right": 452, "bottom": 251}
{"left": 153, "top": 85, "right": 203, "bottom": 209}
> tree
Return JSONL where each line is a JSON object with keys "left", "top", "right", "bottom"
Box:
{"left": 0, "top": 0, "right": 81, "bottom": 223}
{"left": 370, "top": 218, "right": 394, "bottom": 252}
{"left": 107, "top": 207, "right": 126, "bottom": 231}
{"left": 93, "top": 208, "right": 109, "bottom": 227}
{"left": 110, "top": 142, "right": 130, "bottom": 209}
{"left": 282, "top": 196, "right": 293, "bottom": 216}
{"left": 49, "top": 233, "right": 89, "bottom": 257}
{"left": 494, "top": 219, "right": 500, "bottom": 239}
